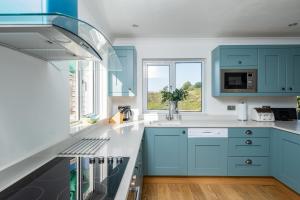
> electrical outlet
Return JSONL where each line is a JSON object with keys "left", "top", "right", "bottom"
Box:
{"left": 227, "top": 105, "right": 236, "bottom": 111}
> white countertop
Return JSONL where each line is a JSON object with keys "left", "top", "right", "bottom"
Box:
{"left": 1, "top": 118, "right": 300, "bottom": 200}
{"left": 146, "top": 119, "right": 300, "bottom": 134}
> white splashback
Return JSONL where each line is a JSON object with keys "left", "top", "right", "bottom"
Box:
{"left": 0, "top": 46, "right": 69, "bottom": 170}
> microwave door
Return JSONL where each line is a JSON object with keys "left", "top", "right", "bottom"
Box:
{"left": 221, "top": 69, "right": 257, "bottom": 93}
{"left": 225, "top": 73, "right": 247, "bottom": 89}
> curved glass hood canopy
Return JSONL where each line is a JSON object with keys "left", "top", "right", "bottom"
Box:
{"left": 0, "top": 13, "right": 122, "bottom": 71}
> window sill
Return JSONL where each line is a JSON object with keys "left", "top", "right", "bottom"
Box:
{"left": 69, "top": 121, "right": 98, "bottom": 135}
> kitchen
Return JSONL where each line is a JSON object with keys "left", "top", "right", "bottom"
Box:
{"left": 0, "top": 0, "right": 300, "bottom": 200}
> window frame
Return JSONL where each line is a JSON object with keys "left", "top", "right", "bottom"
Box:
{"left": 142, "top": 58, "right": 205, "bottom": 114}
{"left": 70, "top": 61, "right": 100, "bottom": 126}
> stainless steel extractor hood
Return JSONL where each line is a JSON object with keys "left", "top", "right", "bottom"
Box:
{"left": 0, "top": 25, "right": 101, "bottom": 61}
{"left": 0, "top": 13, "right": 122, "bottom": 70}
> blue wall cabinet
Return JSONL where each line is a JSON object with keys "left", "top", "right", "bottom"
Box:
{"left": 188, "top": 138, "right": 227, "bottom": 176}
{"left": 212, "top": 45, "right": 300, "bottom": 96}
{"left": 108, "top": 46, "right": 137, "bottom": 96}
{"left": 144, "top": 128, "right": 187, "bottom": 176}
{"left": 271, "top": 129, "right": 300, "bottom": 194}
{"left": 258, "top": 48, "right": 288, "bottom": 93}
{"left": 220, "top": 48, "right": 258, "bottom": 67}
{"left": 286, "top": 48, "right": 300, "bottom": 93}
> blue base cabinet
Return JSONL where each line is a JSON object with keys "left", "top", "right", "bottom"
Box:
{"left": 144, "top": 128, "right": 187, "bottom": 176}
{"left": 228, "top": 157, "right": 270, "bottom": 176}
{"left": 228, "top": 128, "right": 270, "bottom": 176}
{"left": 271, "top": 129, "right": 300, "bottom": 194}
{"left": 188, "top": 138, "right": 227, "bottom": 176}
{"left": 108, "top": 46, "right": 137, "bottom": 96}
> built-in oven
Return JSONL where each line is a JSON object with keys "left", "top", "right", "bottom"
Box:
{"left": 221, "top": 69, "right": 257, "bottom": 93}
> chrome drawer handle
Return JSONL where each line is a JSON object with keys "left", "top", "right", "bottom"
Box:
{"left": 245, "top": 130, "right": 252, "bottom": 135}
{"left": 245, "top": 140, "right": 252, "bottom": 145}
{"left": 245, "top": 159, "right": 253, "bottom": 165}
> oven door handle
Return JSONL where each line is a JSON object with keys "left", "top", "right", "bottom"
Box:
{"left": 135, "top": 186, "right": 141, "bottom": 200}
{"left": 129, "top": 186, "right": 141, "bottom": 200}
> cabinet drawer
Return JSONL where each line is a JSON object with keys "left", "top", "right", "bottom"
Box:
{"left": 229, "top": 138, "right": 270, "bottom": 156}
{"left": 229, "top": 128, "right": 270, "bottom": 138}
{"left": 220, "top": 48, "right": 258, "bottom": 67}
{"left": 228, "top": 157, "right": 269, "bottom": 176}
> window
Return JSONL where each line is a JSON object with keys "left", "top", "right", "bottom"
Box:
{"left": 143, "top": 59, "right": 203, "bottom": 113}
{"left": 69, "top": 61, "right": 99, "bottom": 125}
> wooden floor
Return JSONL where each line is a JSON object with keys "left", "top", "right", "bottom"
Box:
{"left": 142, "top": 177, "right": 300, "bottom": 200}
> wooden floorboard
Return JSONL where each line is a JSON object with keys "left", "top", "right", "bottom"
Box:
{"left": 142, "top": 177, "right": 300, "bottom": 200}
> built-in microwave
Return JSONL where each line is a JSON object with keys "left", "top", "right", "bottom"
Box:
{"left": 221, "top": 69, "right": 257, "bottom": 93}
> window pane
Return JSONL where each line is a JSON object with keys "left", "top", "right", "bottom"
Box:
{"left": 176, "top": 62, "right": 202, "bottom": 112}
{"left": 147, "top": 65, "right": 169, "bottom": 110}
{"left": 69, "top": 62, "right": 79, "bottom": 123}
{"left": 80, "top": 61, "right": 94, "bottom": 116}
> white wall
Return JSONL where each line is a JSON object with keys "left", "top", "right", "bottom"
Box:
{"left": 112, "top": 37, "right": 300, "bottom": 118}
{"left": 0, "top": 47, "right": 69, "bottom": 170}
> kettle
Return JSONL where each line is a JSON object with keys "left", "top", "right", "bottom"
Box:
{"left": 118, "top": 106, "right": 132, "bottom": 121}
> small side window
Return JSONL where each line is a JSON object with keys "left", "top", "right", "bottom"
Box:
{"left": 69, "top": 61, "right": 99, "bottom": 126}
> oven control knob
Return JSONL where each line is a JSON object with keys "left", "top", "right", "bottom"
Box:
{"left": 98, "top": 157, "right": 105, "bottom": 164}
{"left": 130, "top": 180, "right": 136, "bottom": 186}
{"left": 89, "top": 158, "right": 96, "bottom": 164}
{"left": 108, "top": 156, "right": 114, "bottom": 164}
{"left": 116, "top": 157, "right": 123, "bottom": 164}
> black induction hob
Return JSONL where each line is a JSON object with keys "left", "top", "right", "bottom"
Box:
{"left": 0, "top": 156, "right": 129, "bottom": 200}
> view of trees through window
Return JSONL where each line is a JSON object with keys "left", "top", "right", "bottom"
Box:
{"left": 146, "top": 61, "right": 202, "bottom": 112}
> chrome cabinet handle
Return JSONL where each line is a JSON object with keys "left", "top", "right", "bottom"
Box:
{"left": 245, "top": 159, "right": 253, "bottom": 165}
{"left": 245, "top": 140, "right": 252, "bottom": 145}
{"left": 245, "top": 130, "right": 252, "bottom": 135}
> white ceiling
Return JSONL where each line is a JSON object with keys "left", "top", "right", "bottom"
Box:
{"left": 92, "top": 0, "right": 300, "bottom": 38}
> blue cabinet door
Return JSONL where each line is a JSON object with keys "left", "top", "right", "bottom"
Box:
{"left": 144, "top": 128, "right": 187, "bottom": 176}
{"left": 108, "top": 46, "right": 136, "bottom": 96}
{"left": 258, "top": 48, "right": 288, "bottom": 93}
{"left": 271, "top": 129, "right": 281, "bottom": 179}
{"left": 286, "top": 48, "right": 300, "bottom": 93}
{"left": 220, "top": 48, "right": 258, "bottom": 67}
{"left": 274, "top": 129, "right": 300, "bottom": 194}
{"left": 188, "top": 138, "right": 227, "bottom": 176}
